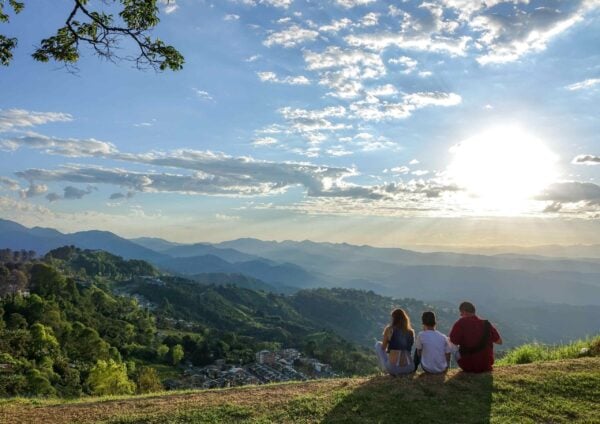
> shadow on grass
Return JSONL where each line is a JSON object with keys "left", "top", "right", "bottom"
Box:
{"left": 322, "top": 371, "right": 494, "bottom": 424}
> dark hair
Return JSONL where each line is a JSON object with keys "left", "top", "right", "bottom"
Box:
{"left": 422, "top": 311, "right": 436, "bottom": 327}
{"left": 391, "top": 308, "right": 413, "bottom": 334}
{"left": 459, "top": 301, "right": 476, "bottom": 314}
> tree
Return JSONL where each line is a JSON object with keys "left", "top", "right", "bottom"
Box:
{"left": 169, "top": 344, "right": 184, "bottom": 366}
{"left": 86, "top": 359, "right": 135, "bottom": 396}
{"left": 156, "top": 343, "right": 169, "bottom": 361}
{"left": 135, "top": 366, "right": 162, "bottom": 393}
{"left": 0, "top": 0, "right": 183, "bottom": 70}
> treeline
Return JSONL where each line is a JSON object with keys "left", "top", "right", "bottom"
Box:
{"left": 0, "top": 247, "right": 382, "bottom": 397}
{"left": 45, "top": 246, "right": 158, "bottom": 281}
{"left": 131, "top": 280, "right": 378, "bottom": 375}
{"left": 0, "top": 249, "right": 171, "bottom": 397}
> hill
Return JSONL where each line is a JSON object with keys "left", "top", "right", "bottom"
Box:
{"left": 1, "top": 357, "right": 598, "bottom": 423}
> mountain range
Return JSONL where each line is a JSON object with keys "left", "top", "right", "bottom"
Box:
{"left": 2, "top": 219, "right": 600, "bottom": 308}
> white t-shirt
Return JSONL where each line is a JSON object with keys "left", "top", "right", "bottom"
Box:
{"left": 415, "top": 329, "right": 451, "bottom": 373}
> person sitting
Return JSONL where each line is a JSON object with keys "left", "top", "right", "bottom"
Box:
{"left": 374, "top": 308, "right": 415, "bottom": 376}
{"left": 414, "top": 311, "right": 452, "bottom": 374}
{"left": 449, "top": 301, "right": 502, "bottom": 373}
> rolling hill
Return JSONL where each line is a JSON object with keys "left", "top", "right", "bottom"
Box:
{"left": 2, "top": 357, "right": 598, "bottom": 424}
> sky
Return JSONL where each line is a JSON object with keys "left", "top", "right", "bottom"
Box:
{"left": 0, "top": 0, "right": 599, "bottom": 247}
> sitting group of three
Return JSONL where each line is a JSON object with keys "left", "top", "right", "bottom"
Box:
{"left": 375, "top": 301, "right": 503, "bottom": 375}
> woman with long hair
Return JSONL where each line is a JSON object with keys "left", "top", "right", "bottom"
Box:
{"left": 374, "top": 308, "right": 415, "bottom": 375}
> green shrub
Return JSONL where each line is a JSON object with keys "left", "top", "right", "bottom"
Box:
{"left": 498, "top": 336, "right": 600, "bottom": 365}
{"left": 86, "top": 359, "right": 135, "bottom": 396}
{"left": 136, "top": 366, "right": 163, "bottom": 394}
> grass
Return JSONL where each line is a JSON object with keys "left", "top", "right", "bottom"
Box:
{"left": 497, "top": 336, "right": 600, "bottom": 365}
{"left": 1, "top": 357, "right": 599, "bottom": 424}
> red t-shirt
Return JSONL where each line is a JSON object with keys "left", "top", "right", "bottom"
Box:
{"left": 449, "top": 315, "right": 500, "bottom": 373}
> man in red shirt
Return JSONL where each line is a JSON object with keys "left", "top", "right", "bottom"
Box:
{"left": 449, "top": 301, "right": 502, "bottom": 373}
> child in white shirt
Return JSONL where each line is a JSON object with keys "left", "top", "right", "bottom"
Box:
{"left": 415, "top": 311, "right": 452, "bottom": 374}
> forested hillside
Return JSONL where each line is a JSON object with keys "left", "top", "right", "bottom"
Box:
{"left": 0, "top": 247, "right": 399, "bottom": 397}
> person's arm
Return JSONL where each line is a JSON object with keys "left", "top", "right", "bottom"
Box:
{"left": 444, "top": 336, "right": 452, "bottom": 364}
{"left": 449, "top": 321, "right": 462, "bottom": 346}
{"left": 491, "top": 325, "right": 502, "bottom": 345}
{"left": 381, "top": 326, "right": 391, "bottom": 351}
{"left": 415, "top": 332, "right": 422, "bottom": 355}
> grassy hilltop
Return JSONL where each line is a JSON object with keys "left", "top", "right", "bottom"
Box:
{"left": 1, "top": 356, "right": 599, "bottom": 424}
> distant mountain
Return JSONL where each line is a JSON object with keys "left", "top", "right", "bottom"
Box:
{"left": 216, "top": 238, "right": 600, "bottom": 274}
{"left": 5, "top": 220, "right": 600, "bottom": 307}
{"left": 156, "top": 255, "right": 322, "bottom": 289}
{"left": 189, "top": 273, "right": 296, "bottom": 294}
{"left": 161, "top": 243, "right": 259, "bottom": 263}
{"left": 411, "top": 244, "right": 600, "bottom": 259}
{"left": 0, "top": 219, "right": 166, "bottom": 262}
{"left": 130, "top": 237, "right": 183, "bottom": 252}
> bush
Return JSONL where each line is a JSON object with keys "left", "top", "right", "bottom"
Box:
{"left": 498, "top": 336, "right": 600, "bottom": 365}
{"left": 136, "top": 366, "right": 163, "bottom": 394}
{"left": 86, "top": 359, "right": 135, "bottom": 396}
{"left": 26, "top": 369, "right": 56, "bottom": 396}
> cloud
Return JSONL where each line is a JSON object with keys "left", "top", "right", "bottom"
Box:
{"left": 388, "top": 56, "right": 418, "bottom": 73}
{"left": 335, "top": 0, "right": 375, "bottom": 8}
{"left": 349, "top": 91, "right": 461, "bottom": 121}
{"left": 263, "top": 0, "right": 293, "bottom": 7}
{"left": 14, "top": 150, "right": 362, "bottom": 199}
{"left": 473, "top": 2, "right": 595, "bottom": 65}
{"left": 257, "top": 71, "right": 310, "bottom": 85}
{"left": 63, "top": 185, "right": 96, "bottom": 200}
{"left": 264, "top": 25, "right": 319, "bottom": 48}
{"left": 573, "top": 155, "right": 600, "bottom": 165}
{"left": 20, "top": 183, "right": 48, "bottom": 199}
{"left": 224, "top": 14, "right": 240, "bottom": 21}
{"left": 365, "top": 84, "right": 398, "bottom": 98}
{"left": 109, "top": 192, "right": 135, "bottom": 201}
{"left": 193, "top": 89, "right": 214, "bottom": 101}
{"left": 215, "top": 213, "right": 241, "bottom": 221}
{"left": 319, "top": 18, "right": 353, "bottom": 33}
{"left": 359, "top": 12, "right": 379, "bottom": 27}
{"left": 46, "top": 193, "right": 61, "bottom": 202}
{"left": 537, "top": 182, "right": 600, "bottom": 205}
{"left": 159, "top": 0, "right": 179, "bottom": 14}
{"left": 326, "top": 146, "right": 353, "bottom": 157}
{"left": 391, "top": 166, "right": 410, "bottom": 174}
{"left": 0, "top": 133, "right": 118, "bottom": 157}
{"left": 252, "top": 137, "right": 278, "bottom": 146}
{"left": 404, "top": 92, "right": 462, "bottom": 108}
{"left": 566, "top": 78, "right": 600, "bottom": 91}
{"left": 543, "top": 201, "right": 563, "bottom": 213}
{"left": 0, "top": 177, "right": 20, "bottom": 191}
{"left": 304, "top": 47, "right": 386, "bottom": 98}
{"left": 0, "top": 109, "right": 73, "bottom": 133}
{"left": 345, "top": 32, "right": 470, "bottom": 56}
{"left": 278, "top": 106, "right": 349, "bottom": 136}
{"left": 230, "top": 0, "right": 292, "bottom": 7}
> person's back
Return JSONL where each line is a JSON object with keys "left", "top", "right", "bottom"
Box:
{"left": 449, "top": 301, "right": 502, "bottom": 373}
{"left": 416, "top": 329, "right": 451, "bottom": 373}
{"left": 415, "top": 311, "right": 451, "bottom": 373}
{"left": 374, "top": 308, "right": 415, "bottom": 375}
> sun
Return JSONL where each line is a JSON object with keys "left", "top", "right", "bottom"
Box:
{"left": 447, "top": 125, "right": 559, "bottom": 214}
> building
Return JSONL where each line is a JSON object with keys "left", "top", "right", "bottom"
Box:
{"left": 256, "top": 350, "right": 277, "bottom": 365}
{"left": 281, "top": 348, "right": 301, "bottom": 361}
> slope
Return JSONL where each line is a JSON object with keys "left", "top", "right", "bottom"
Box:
{"left": 1, "top": 357, "right": 598, "bottom": 424}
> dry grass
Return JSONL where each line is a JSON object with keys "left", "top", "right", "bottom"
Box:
{"left": 1, "top": 357, "right": 599, "bottom": 424}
